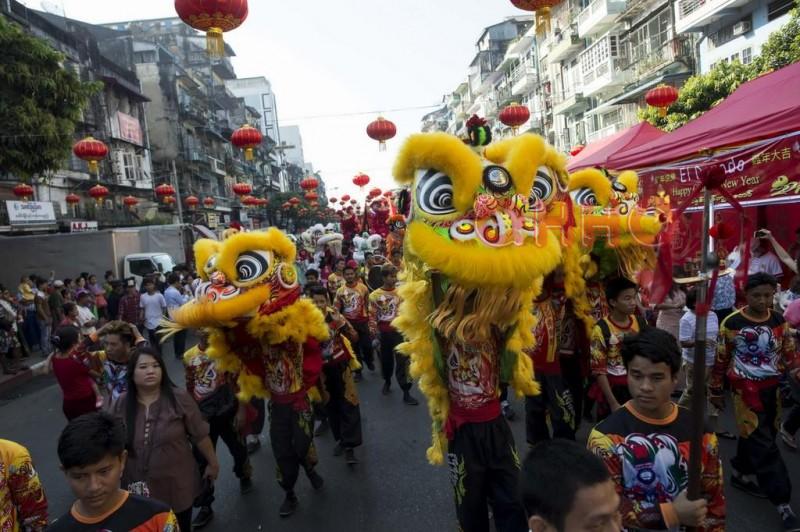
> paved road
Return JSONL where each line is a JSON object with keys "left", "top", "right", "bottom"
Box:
{"left": 1, "top": 343, "right": 798, "bottom": 531}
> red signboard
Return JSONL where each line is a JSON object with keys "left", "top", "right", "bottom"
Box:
{"left": 112, "top": 111, "right": 143, "bottom": 146}
{"left": 637, "top": 132, "right": 800, "bottom": 211}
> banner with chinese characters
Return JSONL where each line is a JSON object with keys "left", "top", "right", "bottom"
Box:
{"left": 637, "top": 132, "right": 800, "bottom": 210}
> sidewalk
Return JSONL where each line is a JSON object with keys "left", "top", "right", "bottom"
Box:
{"left": 0, "top": 359, "right": 48, "bottom": 396}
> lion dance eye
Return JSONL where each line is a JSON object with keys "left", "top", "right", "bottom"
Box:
{"left": 235, "top": 251, "right": 271, "bottom": 282}
{"left": 570, "top": 187, "right": 599, "bottom": 207}
{"left": 530, "top": 166, "right": 555, "bottom": 205}
{"left": 415, "top": 169, "right": 456, "bottom": 216}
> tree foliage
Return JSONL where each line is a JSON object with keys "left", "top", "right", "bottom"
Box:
{"left": 0, "top": 15, "right": 100, "bottom": 178}
{"left": 642, "top": 1, "right": 800, "bottom": 130}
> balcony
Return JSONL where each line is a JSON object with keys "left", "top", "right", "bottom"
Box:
{"left": 579, "top": 34, "right": 631, "bottom": 97}
{"left": 622, "top": 36, "right": 694, "bottom": 79}
{"left": 549, "top": 28, "right": 584, "bottom": 63}
{"left": 674, "top": 0, "right": 751, "bottom": 34}
{"left": 552, "top": 89, "right": 589, "bottom": 115}
{"left": 586, "top": 121, "right": 625, "bottom": 143}
{"left": 577, "top": 0, "right": 626, "bottom": 38}
{"left": 209, "top": 156, "right": 226, "bottom": 176}
{"left": 511, "top": 66, "right": 537, "bottom": 96}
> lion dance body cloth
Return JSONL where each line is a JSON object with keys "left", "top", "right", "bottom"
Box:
{"left": 162, "top": 228, "right": 329, "bottom": 499}
{"left": 391, "top": 131, "right": 563, "bottom": 532}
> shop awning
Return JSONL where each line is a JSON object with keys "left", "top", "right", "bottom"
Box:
{"left": 567, "top": 121, "right": 665, "bottom": 172}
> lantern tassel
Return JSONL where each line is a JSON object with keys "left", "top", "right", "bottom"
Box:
{"left": 245, "top": 148, "right": 254, "bottom": 161}
{"left": 535, "top": 8, "right": 551, "bottom": 37}
{"left": 658, "top": 107, "right": 668, "bottom": 117}
{"left": 379, "top": 140, "right": 387, "bottom": 152}
{"left": 206, "top": 27, "right": 225, "bottom": 58}
{"left": 88, "top": 161, "right": 99, "bottom": 175}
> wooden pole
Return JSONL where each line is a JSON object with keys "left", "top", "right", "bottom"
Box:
{"left": 687, "top": 187, "right": 712, "bottom": 504}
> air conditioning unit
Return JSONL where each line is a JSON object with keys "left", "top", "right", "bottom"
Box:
{"left": 732, "top": 20, "right": 751, "bottom": 36}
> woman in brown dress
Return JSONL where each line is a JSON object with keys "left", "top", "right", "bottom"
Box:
{"left": 110, "top": 346, "right": 219, "bottom": 532}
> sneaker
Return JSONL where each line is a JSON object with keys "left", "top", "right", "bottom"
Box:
{"left": 314, "top": 419, "right": 329, "bottom": 437}
{"left": 403, "top": 391, "right": 419, "bottom": 406}
{"left": 192, "top": 506, "right": 214, "bottom": 528}
{"left": 333, "top": 442, "right": 345, "bottom": 456}
{"left": 502, "top": 401, "right": 516, "bottom": 421}
{"left": 246, "top": 436, "right": 261, "bottom": 455}
{"left": 239, "top": 476, "right": 254, "bottom": 494}
{"left": 780, "top": 423, "right": 798, "bottom": 450}
{"left": 780, "top": 508, "right": 800, "bottom": 531}
{"left": 307, "top": 469, "right": 324, "bottom": 490}
{"left": 345, "top": 447, "right": 358, "bottom": 465}
{"left": 382, "top": 381, "right": 391, "bottom": 395}
{"left": 731, "top": 473, "right": 768, "bottom": 498}
{"left": 279, "top": 492, "right": 298, "bottom": 517}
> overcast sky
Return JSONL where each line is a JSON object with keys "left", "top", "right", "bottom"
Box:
{"left": 21, "top": 0, "right": 523, "bottom": 195}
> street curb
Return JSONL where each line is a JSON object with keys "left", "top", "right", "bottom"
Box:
{"left": 0, "top": 360, "right": 47, "bottom": 396}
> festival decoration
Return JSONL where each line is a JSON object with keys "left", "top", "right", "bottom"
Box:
{"left": 304, "top": 191, "right": 319, "bottom": 202}
{"left": 570, "top": 144, "right": 585, "bottom": 156}
{"left": 352, "top": 172, "right": 370, "bottom": 189}
{"left": 231, "top": 124, "right": 263, "bottom": 161}
{"left": 203, "top": 196, "right": 216, "bottom": 207}
{"left": 300, "top": 177, "right": 319, "bottom": 191}
{"left": 281, "top": 201, "right": 291, "bottom": 210}
{"left": 349, "top": 199, "right": 357, "bottom": 205}
{"left": 366, "top": 116, "right": 397, "bottom": 151}
{"left": 289, "top": 196, "right": 301, "bottom": 206}
{"left": 65, "top": 193, "right": 81, "bottom": 206}
{"left": 329, "top": 197, "right": 337, "bottom": 204}
{"left": 123, "top": 195, "right": 139, "bottom": 210}
{"left": 645, "top": 85, "right": 679, "bottom": 117}
{"left": 185, "top": 195, "right": 200, "bottom": 209}
{"left": 383, "top": 190, "right": 393, "bottom": 198}
{"left": 341, "top": 194, "right": 351, "bottom": 202}
{"left": 498, "top": 103, "right": 531, "bottom": 135}
{"left": 241, "top": 195, "right": 259, "bottom": 208}
{"left": 232, "top": 182, "right": 252, "bottom": 197}
{"left": 155, "top": 183, "right": 176, "bottom": 203}
{"left": 164, "top": 195, "right": 176, "bottom": 206}
{"left": 88, "top": 184, "right": 109, "bottom": 206}
{"left": 509, "top": 0, "right": 560, "bottom": 33}
{"left": 368, "top": 187, "right": 382, "bottom": 198}
{"left": 73, "top": 136, "right": 109, "bottom": 175}
{"left": 12, "top": 183, "right": 34, "bottom": 201}
{"left": 174, "top": 0, "right": 249, "bottom": 57}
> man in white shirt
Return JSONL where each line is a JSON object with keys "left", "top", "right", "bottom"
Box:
{"left": 163, "top": 273, "right": 189, "bottom": 359}
{"left": 749, "top": 238, "right": 784, "bottom": 279}
{"left": 139, "top": 277, "right": 167, "bottom": 354}
{"left": 75, "top": 291, "right": 97, "bottom": 336}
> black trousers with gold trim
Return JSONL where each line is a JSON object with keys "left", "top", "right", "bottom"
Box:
{"left": 321, "top": 361, "right": 363, "bottom": 448}
{"left": 268, "top": 401, "right": 318, "bottom": 493}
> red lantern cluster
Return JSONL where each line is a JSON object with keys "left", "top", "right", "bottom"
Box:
{"left": 645, "top": 85, "right": 679, "bottom": 117}
{"left": 203, "top": 196, "right": 215, "bottom": 207}
{"left": 366, "top": 116, "right": 397, "bottom": 151}
{"left": 353, "top": 173, "right": 370, "bottom": 189}
{"left": 13, "top": 183, "right": 34, "bottom": 201}
{"left": 232, "top": 182, "right": 252, "bottom": 197}
{"left": 499, "top": 103, "right": 531, "bottom": 134}
{"left": 174, "top": 0, "right": 249, "bottom": 57}
{"left": 88, "top": 184, "right": 109, "bottom": 206}
{"left": 231, "top": 125, "right": 263, "bottom": 161}
{"left": 73, "top": 136, "right": 109, "bottom": 175}
{"left": 300, "top": 177, "right": 319, "bottom": 191}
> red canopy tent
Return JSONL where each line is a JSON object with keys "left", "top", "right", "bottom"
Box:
{"left": 567, "top": 122, "right": 665, "bottom": 172}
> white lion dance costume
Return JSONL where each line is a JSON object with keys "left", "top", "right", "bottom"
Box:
{"left": 391, "top": 130, "right": 562, "bottom": 531}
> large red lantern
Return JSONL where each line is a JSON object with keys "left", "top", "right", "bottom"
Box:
{"left": 366, "top": 116, "right": 397, "bottom": 151}
{"left": 645, "top": 85, "right": 679, "bottom": 117}
{"left": 174, "top": 0, "right": 249, "bottom": 57}
{"left": 231, "top": 124, "right": 263, "bottom": 161}
{"left": 155, "top": 183, "right": 176, "bottom": 203}
{"left": 73, "top": 136, "right": 109, "bottom": 175}
{"left": 65, "top": 193, "right": 81, "bottom": 206}
{"left": 203, "top": 196, "right": 215, "bottom": 207}
{"left": 232, "top": 182, "right": 252, "bottom": 197}
{"left": 185, "top": 195, "right": 200, "bottom": 209}
{"left": 305, "top": 191, "right": 319, "bottom": 202}
{"left": 123, "top": 195, "right": 139, "bottom": 211}
{"left": 13, "top": 183, "right": 34, "bottom": 201}
{"left": 352, "top": 173, "right": 370, "bottom": 189}
{"left": 300, "top": 177, "right": 319, "bottom": 191}
{"left": 88, "top": 184, "right": 109, "bottom": 206}
{"left": 499, "top": 103, "right": 531, "bottom": 135}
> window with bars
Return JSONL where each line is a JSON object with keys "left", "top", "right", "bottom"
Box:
{"left": 742, "top": 47, "right": 753, "bottom": 64}
{"left": 626, "top": 7, "right": 671, "bottom": 64}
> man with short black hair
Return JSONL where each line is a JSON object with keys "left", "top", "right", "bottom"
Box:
{"left": 589, "top": 326, "right": 725, "bottom": 531}
{"left": 710, "top": 272, "right": 800, "bottom": 530}
{"left": 50, "top": 412, "right": 178, "bottom": 531}
{"left": 521, "top": 439, "right": 620, "bottom": 532}
{"left": 335, "top": 261, "right": 375, "bottom": 377}
{"left": 139, "top": 278, "right": 166, "bottom": 355}
{"left": 164, "top": 273, "right": 188, "bottom": 359}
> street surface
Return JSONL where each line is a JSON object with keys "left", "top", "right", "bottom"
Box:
{"left": 1, "top": 341, "right": 798, "bottom": 531}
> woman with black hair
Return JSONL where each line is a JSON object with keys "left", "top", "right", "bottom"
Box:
{"left": 50, "top": 325, "right": 102, "bottom": 420}
{"left": 110, "top": 346, "right": 219, "bottom": 532}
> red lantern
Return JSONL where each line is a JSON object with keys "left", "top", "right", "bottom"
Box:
{"left": 352, "top": 173, "right": 370, "bottom": 189}
{"left": 281, "top": 201, "right": 291, "bottom": 210}
{"left": 185, "top": 195, "right": 200, "bottom": 209}
{"left": 329, "top": 197, "right": 337, "bottom": 204}
{"left": 257, "top": 197, "right": 269, "bottom": 206}
{"left": 231, "top": 124, "right": 263, "bottom": 161}
{"left": 383, "top": 190, "right": 393, "bottom": 198}
{"left": 13, "top": 183, "right": 34, "bottom": 201}
{"left": 65, "top": 193, "right": 81, "bottom": 206}
{"left": 645, "top": 85, "right": 679, "bottom": 117}
{"left": 304, "top": 191, "right": 319, "bottom": 202}
{"left": 242, "top": 195, "right": 258, "bottom": 208}
{"left": 369, "top": 187, "right": 382, "bottom": 198}
{"left": 73, "top": 136, "right": 109, "bottom": 175}
{"left": 88, "top": 184, "right": 109, "bottom": 206}
{"left": 570, "top": 144, "right": 585, "bottom": 156}
{"left": 164, "top": 195, "right": 176, "bottom": 206}
{"left": 123, "top": 195, "right": 139, "bottom": 210}
{"left": 350, "top": 199, "right": 358, "bottom": 205}
{"left": 499, "top": 103, "right": 531, "bottom": 134}
{"left": 203, "top": 196, "right": 215, "bottom": 207}
{"left": 232, "top": 182, "right": 252, "bottom": 197}
{"left": 300, "top": 177, "right": 319, "bottom": 191}
{"left": 366, "top": 116, "right": 397, "bottom": 151}
{"left": 174, "top": 0, "right": 249, "bottom": 57}
{"left": 341, "top": 194, "right": 351, "bottom": 202}
{"left": 289, "top": 197, "right": 301, "bottom": 206}
{"left": 155, "top": 183, "right": 176, "bottom": 203}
